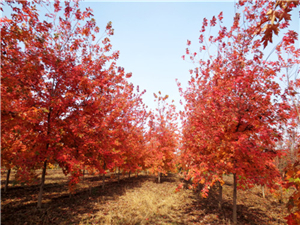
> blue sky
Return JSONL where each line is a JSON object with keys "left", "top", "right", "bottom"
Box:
{"left": 80, "top": 1, "right": 236, "bottom": 111}
{"left": 3, "top": 1, "right": 299, "bottom": 113}
{"left": 78, "top": 1, "right": 299, "bottom": 112}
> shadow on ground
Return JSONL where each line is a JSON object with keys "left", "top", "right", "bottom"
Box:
{"left": 1, "top": 172, "right": 151, "bottom": 225}
{"left": 180, "top": 177, "right": 286, "bottom": 225}
{"left": 1, "top": 172, "right": 288, "bottom": 225}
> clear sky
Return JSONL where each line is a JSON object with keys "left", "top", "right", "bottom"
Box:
{"left": 77, "top": 1, "right": 299, "bottom": 112}
{"left": 80, "top": 1, "right": 236, "bottom": 112}
{"left": 3, "top": 1, "right": 299, "bottom": 113}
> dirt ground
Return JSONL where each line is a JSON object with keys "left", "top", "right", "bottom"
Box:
{"left": 1, "top": 169, "right": 291, "bottom": 224}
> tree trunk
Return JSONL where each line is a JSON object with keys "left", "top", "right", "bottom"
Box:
{"left": 233, "top": 173, "right": 237, "bottom": 224}
{"left": 262, "top": 185, "right": 265, "bottom": 198}
{"left": 102, "top": 162, "right": 106, "bottom": 190}
{"left": 117, "top": 167, "right": 120, "bottom": 183}
{"left": 38, "top": 109, "right": 51, "bottom": 208}
{"left": 37, "top": 160, "right": 47, "bottom": 209}
{"left": 128, "top": 171, "right": 131, "bottom": 178}
{"left": 4, "top": 168, "right": 11, "bottom": 192}
{"left": 82, "top": 167, "right": 85, "bottom": 181}
{"left": 279, "top": 186, "right": 283, "bottom": 203}
{"left": 218, "top": 181, "right": 223, "bottom": 209}
{"left": 158, "top": 172, "right": 161, "bottom": 183}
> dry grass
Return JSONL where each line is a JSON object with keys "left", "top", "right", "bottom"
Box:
{"left": 85, "top": 177, "right": 193, "bottom": 225}
{"left": 1, "top": 169, "right": 292, "bottom": 225}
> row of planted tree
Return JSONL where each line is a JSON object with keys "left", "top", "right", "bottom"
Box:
{"left": 178, "top": 1, "right": 300, "bottom": 224}
{"left": 1, "top": 0, "right": 300, "bottom": 224}
{"left": 1, "top": 0, "right": 179, "bottom": 209}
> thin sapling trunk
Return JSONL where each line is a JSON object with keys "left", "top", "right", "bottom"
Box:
{"left": 233, "top": 173, "right": 237, "bottom": 224}
{"left": 37, "top": 160, "right": 47, "bottom": 209}
{"left": 102, "top": 162, "right": 106, "bottom": 190}
{"left": 218, "top": 181, "right": 223, "bottom": 209}
{"left": 4, "top": 168, "right": 11, "bottom": 192}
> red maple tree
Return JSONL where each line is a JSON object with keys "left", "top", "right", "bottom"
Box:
{"left": 1, "top": 0, "right": 138, "bottom": 208}
{"left": 146, "top": 92, "right": 178, "bottom": 183}
{"left": 178, "top": 1, "right": 298, "bottom": 223}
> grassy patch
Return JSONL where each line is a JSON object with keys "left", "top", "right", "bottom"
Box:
{"left": 1, "top": 169, "right": 292, "bottom": 224}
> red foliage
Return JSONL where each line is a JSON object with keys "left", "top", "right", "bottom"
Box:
{"left": 178, "top": 0, "right": 298, "bottom": 201}
{"left": 145, "top": 93, "right": 178, "bottom": 177}
{"left": 1, "top": 0, "right": 148, "bottom": 196}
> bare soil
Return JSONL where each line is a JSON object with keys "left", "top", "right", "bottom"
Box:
{"left": 1, "top": 169, "right": 291, "bottom": 224}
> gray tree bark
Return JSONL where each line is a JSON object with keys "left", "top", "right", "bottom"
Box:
{"left": 37, "top": 160, "right": 47, "bottom": 208}
{"left": 4, "top": 168, "right": 11, "bottom": 192}
{"left": 82, "top": 167, "right": 85, "bottom": 180}
{"left": 233, "top": 173, "right": 237, "bottom": 224}
{"left": 218, "top": 181, "right": 223, "bottom": 209}
{"left": 102, "top": 162, "right": 106, "bottom": 190}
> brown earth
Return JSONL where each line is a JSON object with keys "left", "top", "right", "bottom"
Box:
{"left": 1, "top": 169, "right": 291, "bottom": 224}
